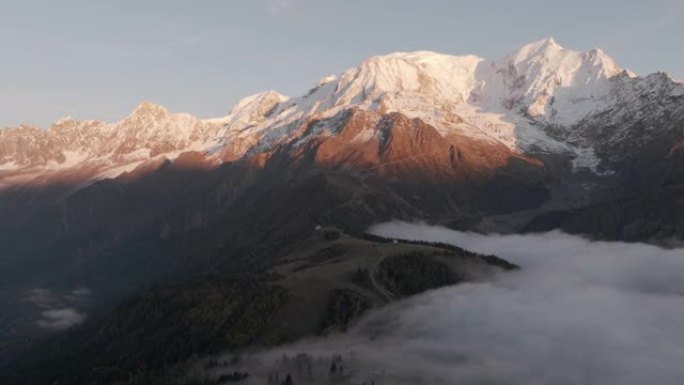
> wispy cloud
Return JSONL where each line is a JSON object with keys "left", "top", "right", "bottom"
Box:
{"left": 25, "top": 287, "right": 91, "bottom": 331}
{"left": 37, "top": 308, "right": 85, "bottom": 331}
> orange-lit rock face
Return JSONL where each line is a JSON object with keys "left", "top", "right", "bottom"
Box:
{"left": 313, "top": 109, "right": 381, "bottom": 169}
{"left": 170, "top": 151, "right": 216, "bottom": 171}
{"left": 244, "top": 152, "right": 273, "bottom": 169}
{"left": 0, "top": 107, "right": 546, "bottom": 194}
{"left": 309, "top": 109, "right": 543, "bottom": 181}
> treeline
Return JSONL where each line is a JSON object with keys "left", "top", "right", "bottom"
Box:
{"left": 358, "top": 232, "right": 520, "bottom": 270}
{"left": 4, "top": 277, "right": 288, "bottom": 385}
{"left": 319, "top": 289, "right": 371, "bottom": 333}
{"left": 376, "top": 252, "right": 463, "bottom": 296}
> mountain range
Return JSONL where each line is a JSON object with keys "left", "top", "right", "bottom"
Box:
{"left": 1, "top": 38, "right": 683, "bottom": 383}
{"left": 3, "top": 37, "right": 682, "bottom": 180}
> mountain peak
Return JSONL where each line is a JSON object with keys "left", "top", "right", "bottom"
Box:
{"left": 130, "top": 101, "right": 169, "bottom": 118}
{"left": 227, "top": 90, "right": 288, "bottom": 118}
{"left": 505, "top": 37, "right": 569, "bottom": 65}
{"left": 502, "top": 38, "right": 623, "bottom": 77}
{"left": 531, "top": 36, "right": 562, "bottom": 50}
{"left": 54, "top": 116, "right": 77, "bottom": 125}
{"left": 218, "top": 90, "right": 288, "bottom": 131}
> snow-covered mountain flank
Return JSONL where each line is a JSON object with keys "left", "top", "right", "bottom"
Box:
{"left": 1, "top": 38, "right": 683, "bottom": 184}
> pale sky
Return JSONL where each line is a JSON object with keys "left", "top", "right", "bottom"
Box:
{"left": 1, "top": 0, "right": 682, "bottom": 128}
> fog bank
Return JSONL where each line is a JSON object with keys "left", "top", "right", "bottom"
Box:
{"left": 206, "top": 223, "right": 684, "bottom": 384}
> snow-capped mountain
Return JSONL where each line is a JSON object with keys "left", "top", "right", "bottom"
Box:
{"left": 1, "top": 40, "right": 683, "bottom": 371}
{"left": 1, "top": 38, "right": 683, "bottom": 185}
{"left": 0, "top": 102, "right": 222, "bottom": 173}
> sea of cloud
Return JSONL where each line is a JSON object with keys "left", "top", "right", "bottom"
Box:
{"left": 204, "top": 222, "right": 684, "bottom": 385}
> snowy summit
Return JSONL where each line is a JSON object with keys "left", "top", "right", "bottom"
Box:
{"left": 1, "top": 38, "right": 682, "bottom": 180}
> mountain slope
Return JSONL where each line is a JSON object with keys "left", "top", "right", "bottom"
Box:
{"left": 1, "top": 38, "right": 683, "bottom": 374}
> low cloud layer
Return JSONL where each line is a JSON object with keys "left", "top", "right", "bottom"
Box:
{"left": 26, "top": 287, "right": 90, "bottom": 331}
{"left": 37, "top": 308, "right": 85, "bottom": 331}
{"left": 208, "top": 223, "right": 684, "bottom": 384}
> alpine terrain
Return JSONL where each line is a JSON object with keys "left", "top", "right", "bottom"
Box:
{"left": 1, "top": 38, "right": 683, "bottom": 384}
